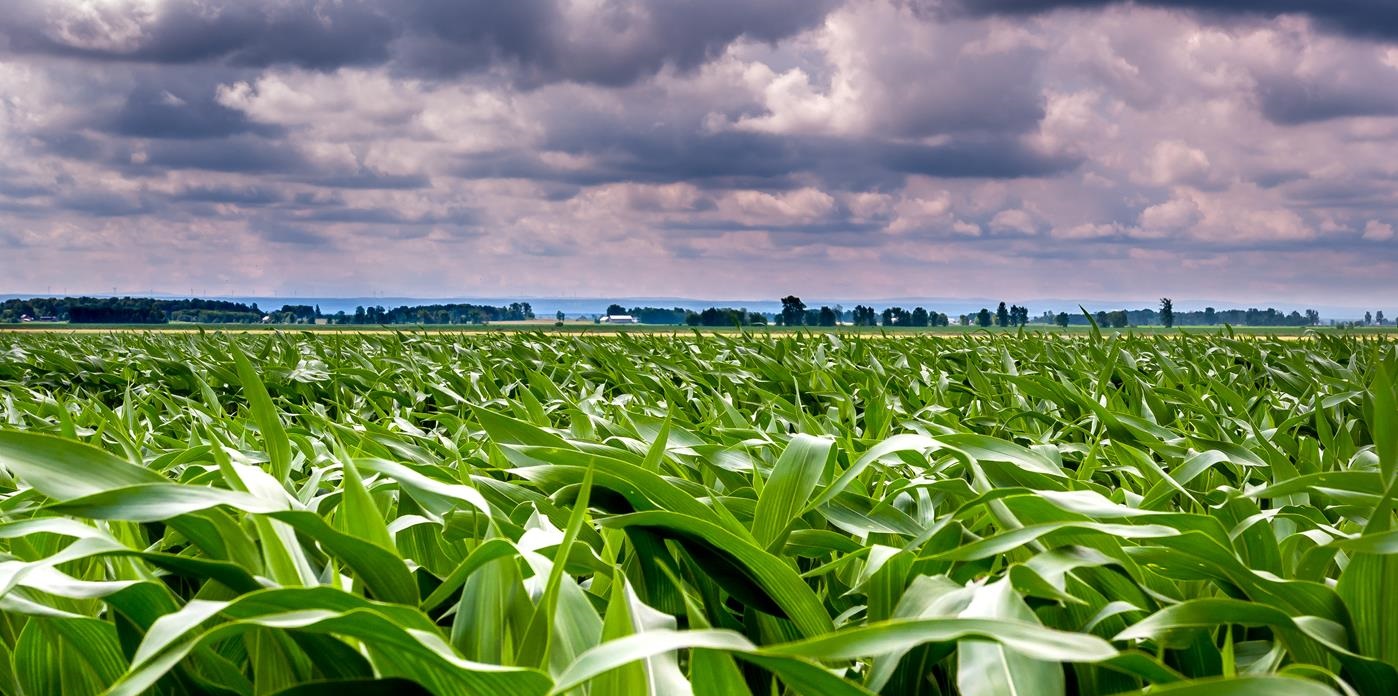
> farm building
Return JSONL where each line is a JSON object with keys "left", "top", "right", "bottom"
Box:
{"left": 600, "top": 314, "right": 637, "bottom": 324}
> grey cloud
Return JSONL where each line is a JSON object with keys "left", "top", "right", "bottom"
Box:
{"left": 0, "top": 1, "right": 395, "bottom": 70}
{"left": 298, "top": 172, "right": 432, "bottom": 190}
{"left": 104, "top": 85, "right": 281, "bottom": 139}
{"left": 396, "top": 0, "right": 840, "bottom": 86}
{"left": 662, "top": 219, "right": 884, "bottom": 236}
{"left": 0, "top": 168, "right": 51, "bottom": 200}
{"left": 296, "top": 207, "right": 477, "bottom": 226}
{"left": 254, "top": 221, "right": 332, "bottom": 246}
{"left": 31, "top": 132, "right": 107, "bottom": 162}
{"left": 57, "top": 190, "right": 154, "bottom": 217}
{"left": 452, "top": 131, "right": 816, "bottom": 189}
{"left": 1279, "top": 177, "right": 1398, "bottom": 209}
{"left": 457, "top": 118, "right": 1076, "bottom": 191}
{"left": 32, "top": 129, "right": 306, "bottom": 176}
{"left": 1255, "top": 76, "right": 1398, "bottom": 125}
{"left": 171, "top": 185, "right": 286, "bottom": 205}
{"left": 879, "top": 140, "right": 1080, "bottom": 179}
{"left": 138, "top": 137, "right": 308, "bottom": 174}
{"left": 1, "top": 1, "right": 839, "bottom": 87}
{"left": 1251, "top": 169, "right": 1309, "bottom": 189}
{"left": 948, "top": 1, "right": 1398, "bottom": 41}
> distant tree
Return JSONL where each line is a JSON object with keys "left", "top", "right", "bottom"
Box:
{"left": 1055, "top": 312, "right": 1070, "bottom": 328}
{"left": 977, "top": 308, "right": 993, "bottom": 327}
{"left": 996, "top": 302, "right": 1009, "bottom": 328}
{"left": 1377, "top": 310, "right": 1387, "bottom": 326}
{"left": 606, "top": 303, "right": 626, "bottom": 317}
{"left": 1365, "top": 311, "right": 1373, "bottom": 326}
{"left": 1108, "top": 310, "right": 1129, "bottom": 328}
{"left": 781, "top": 295, "right": 807, "bottom": 326}
{"left": 1160, "top": 298, "right": 1174, "bottom": 328}
{"left": 1305, "top": 309, "right": 1320, "bottom": 325}
{"left": 1203, "top": 307, "right": 1216, "bottom": 325}
{"left": 853, "top": 305, "right": 878, "bottom": 326}
{"left": 556, "top": 310, "right": 566, "bottom": 322}
{"left": 354, "top": 306, "right": 366, "bottom": 324}
{"left": 911, "top": 307, "right": 929, "bottom": 327}
{"left": 1095, "top": 310, "right": 1109, "bottom": 327}
{"left": 880, "top": 307, "right": 908, "bottom": 326}
{"left": 818, "top": 306, "right": 837, "bottom": 327}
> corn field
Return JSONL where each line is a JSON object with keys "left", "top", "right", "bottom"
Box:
{"left": 0, "top": 330, "right": 1394, "bottom": 695}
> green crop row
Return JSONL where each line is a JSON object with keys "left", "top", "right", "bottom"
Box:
{"left": 0, "top": 329, "right": 1393, "bottom": 695}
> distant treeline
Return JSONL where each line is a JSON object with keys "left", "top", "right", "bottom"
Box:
{"left": 0, "top": 295, "right": 1363, "bottom": 328}
{"left": 2, "top": 297, "right": 266, "bottom": 324}
{"left": 606, "top": 305, "right": 766, "bottom": 326}
{"left": 766, "top": 297, "right": 951, "bottom": 327}
{"left": 325, "top": 303, "right": 534, "bottom": 325}
{"left": 603, "top": 297, "right": 1331, "bottom": 328}
{"left": 1041, "top": 307, "right": 1321, "bottom": 328}
{"left": 605, "top": 299, "right": 955, "bottom": 328}
{"left": 0, "top": 297, "right": 534, "bottom": 325}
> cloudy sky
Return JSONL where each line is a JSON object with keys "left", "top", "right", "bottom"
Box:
{"left": 2, "top": 1, "right": 1397, "bottom": 303}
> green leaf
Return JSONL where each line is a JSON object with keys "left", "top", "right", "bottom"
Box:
{"left": 0, "top": 430, "right": 163, "bottom": 500}
{"left": 334, "top": 457, "right": 396, "bottom": 552}
{"left": 233, "top": 345, "right": 293, "bottom": 482}
{"left": 1113, "top": 675, "right": 1338, "bottom": 695}
{"left": 14, "top": 617, "right": 129, "bottom": 696}
{"left": 762, "top": 617, "right": 1116, "bottom": 663}
{"left": 600, "top": 510, "right": 834, "bottom": 638}
{"left": 751, "top": 434, "right": 834, "bottom": 550}
{"left": 1337, "top": 551, "right": 1398, "bottom": 668}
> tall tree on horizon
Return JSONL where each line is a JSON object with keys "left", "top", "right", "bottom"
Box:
{"left": 1160, "top": 298, "right": 1174, "bottom": 328}
{"left": 780, "top": 295, "right": 807, "bottom": 326}
{"left": 996, "top": 302, "right": 1009, "bottom": 328}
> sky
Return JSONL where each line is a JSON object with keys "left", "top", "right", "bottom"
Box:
{"left": 1, "top": 1, "right": 1397, "bottom": 304}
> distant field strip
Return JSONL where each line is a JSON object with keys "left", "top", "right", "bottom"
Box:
{"left": 0, "top": 331, "right": 1394, "bottom": 695}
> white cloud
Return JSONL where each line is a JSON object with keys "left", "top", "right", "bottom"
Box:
{"left": 989, "top": 209, "right": 1039, "bottom": 236}
{"left": 1052, "top": 222, "right": 1119, "bottom": 240}
{"left": 1364, "top": 220, "right": 1395, "bottom": 241}
{"left": 1140, "top": 140, "right": 1213, "bottom": 188}
{"left": 1139, "top": 196, "right": 1203, "bottom": 232}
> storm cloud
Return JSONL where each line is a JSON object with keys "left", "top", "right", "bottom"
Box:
{"left": 951, "top": 1, "right": 1398, "bottom": 41}
{"left": 0, "top": 1, "right": 839, "bottom": 84}
{"left": 1, "top": 0, "right": 1396, "bottom": 303}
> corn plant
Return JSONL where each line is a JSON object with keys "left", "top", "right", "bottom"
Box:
{"left": 0, "top": 329, "right": 1393, "bottom": 695}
